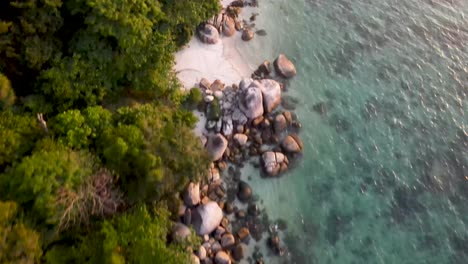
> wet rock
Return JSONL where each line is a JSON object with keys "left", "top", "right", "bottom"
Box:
{"left": 259, "top": 79, "right": 281, "bottom": 113}
{"left": 236, "top": 210, "right": 246, "bottom": 219}
{"left": 185, "top": 182, "right": 201, "bottom": 207}
{"left": 234, "top": 133, "right": 248, "bottom": 146}
{"left": 221, "top": 233, "right": 236, "bottom": 249}
{"left": 206, "top": 134, "right": 228, "bottom": 161}
{"left": 242, "top": 29, "right": 254, "bottom": 41}
{"left": 237, "top": 227, "right": 250, "bottom": 241}
{"left": 232, "top": 243, "right": 246, "bottom": 261}
{"left": 274, "top": 114, "right": 287, "bottom": 133}
{"left": 224, "top": 202, "right": 234, "bottom": 214}
{"left": 237, "top": 181, "right": 252, "bottom": 203}
{"left": 215, "top": 251, "right": 231, "bottom": 264}
{"left": 198, "top": 23, "right": 220, "bottom": 44}
{"left": 281, "top": 135, "right": 303, "bottom": 153}
{"left": 192, "top": 202, "right": 223, "bottom": 235}
{"left": 172, "top": 223, "right": 191, "bottom": 243}
{"left": 274, "top": 54, "right": 297, "bottom": 78}
{"left": 222, "top": 16, "right": 236, "bottom": 37}
{"left": 254, "top": 60, "right": 271, "bottom": 77}
{"left": 283, "top": 111, "right": 293, "bottom": 124}
{"left": 248, "top": 203, "right": 261, "bottom": 216}
{"left": 239, "top": 84, "right": 264, "bottom": 119}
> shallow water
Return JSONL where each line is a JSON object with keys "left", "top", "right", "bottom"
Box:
{"left": 237, "top": 0, "right": 468, "bottom": 263}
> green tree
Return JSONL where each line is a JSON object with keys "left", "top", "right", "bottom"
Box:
{"left": 0, "top": 200, "right": 42, "bottom": 264}
{"left": 99, "top": 104, "right": 209, "bottom": 201}
{"left": 0, "top": 140, "right": 96, "bottom": 226}
{"left": 45, "top": 205, "right": 195, "bottom": 264}
{"left": 0, "top": 110, "right": 42, "bottom": 168}
{"left": 0, "top": 73, "right": 15, "bottom": 108}
{"left": 50, "top": 106, "right": 112, "bottom": 149}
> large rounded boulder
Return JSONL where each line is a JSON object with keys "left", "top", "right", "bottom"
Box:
{"left": 274, "top": 54, "right": 297, "bottom": 78}
{"left": 259, "top": 79, "right": 281, "bottom": 113}
{"left": 192, "top": 201, "right": 223, "bottom": 235}
{"left": 206, "top": 134, "right": 228, "bottom": 161}
{"left": 281, "top": 135, "right": 303, "bottom": 153}
{"left": 198, "top": 23, "right": 220, "bottom": 44}
{"left": 239, "top": 84, "right": 264, "bottom": 119}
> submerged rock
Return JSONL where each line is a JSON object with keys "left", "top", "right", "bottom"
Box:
{"left": 274, "top": 54, "right": 297, "bottom": 78}
{"left": 192, "top": 202, "right": 223, "bottom": 235}
{"left": 237, "top": 181, "right": 252, "bottom": 202}
{"left": 242, "top": 28, "right": 254, "bottom": 41}
{"left": 232, "top": 243, "right": 246, "bottom": 261}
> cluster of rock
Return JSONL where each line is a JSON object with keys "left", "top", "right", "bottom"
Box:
{"left": 202, "top": 54, "right": 301, "bottom": 177}
{"left": 171, "top": 54, "right": 300, "bottom": 263}
{"left": 197, "top": 0, "right": 265, "bottom": 44}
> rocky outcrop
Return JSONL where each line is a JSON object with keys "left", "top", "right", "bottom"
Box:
{"left": 184, "top": 182, "right": 201, "bottom": 207}
{"left": 262, "top": 151, "right": 289, "bottom": 176}
{"left": 198, "top": 23, "right": 220, "bottom": 44}
{"left": 239, "top": 84, "right": 263, "bottom": 119}
{"left": 259, "top": 79, "right": 281, "bottom": 113}
{"left": 274, "top": 54, "right": 296, "bottom": 78}
{"left": 192, "top": 202, "right": 223, "bottom": 235}
{"left": 206, "top": 134, "right": 228, "bottom": 161}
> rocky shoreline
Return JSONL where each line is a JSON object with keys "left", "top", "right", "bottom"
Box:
{"left": 173, "top": 1, "right": 303, "bottom": 263}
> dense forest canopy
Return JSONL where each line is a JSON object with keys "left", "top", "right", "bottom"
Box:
{"left": 0, "top": 0, "right": 219, "bottom": 262}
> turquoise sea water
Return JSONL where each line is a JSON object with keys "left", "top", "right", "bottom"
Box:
{"left": 237, "top": 0, "right": 467, "bottom": 263}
